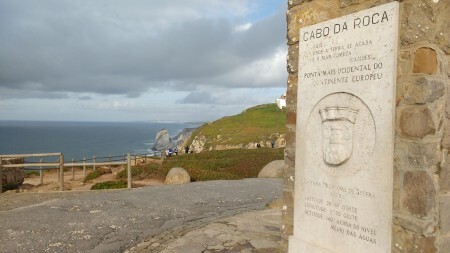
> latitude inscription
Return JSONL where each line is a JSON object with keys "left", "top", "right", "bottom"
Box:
{"left": 289, "top": 2, "right": 399, "bottom": 253}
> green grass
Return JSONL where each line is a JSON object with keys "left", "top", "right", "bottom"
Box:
{"left": 91, "top": 180, "right": 127, "bottom": 190}
{"left": 116, "top": 162, "right": 164, "bottom": 180}
{"left": 187, "top": 103, "right": 286, "bottom": 150}
{"left": 83, "top": 168, "right": 111, "bottom": 183}
{"left": 117, "top": 148, "right": 284, "bottom": 183}
{"left": 24, "top": 170, "right": 40, "bottom": 177}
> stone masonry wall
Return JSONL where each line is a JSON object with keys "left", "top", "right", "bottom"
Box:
{"left": 283, "top": 0, "right": 449, "bottom": 252}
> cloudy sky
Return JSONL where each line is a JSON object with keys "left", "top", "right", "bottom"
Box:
{"left": 0, "top": 0, "right": 287, "bottom": 122}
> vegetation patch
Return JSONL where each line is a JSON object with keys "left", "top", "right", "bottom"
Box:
{"left": 116, "top": 148, "right": 283, "bottom": 183}
{"left": 24, "top": 170, "right": 40, "bottom": 177}
{"left": 187, "top": 103, "right": 286, "bottom": 150}
{"left": 163, "top": 148, "right": 284, "bottom": 181}
{"left": 116, "top": 162, "right": 165, "bottom": 180}
{"left": 91, "top": 180, "right": 127, "bottom": 190}
{"left": 83, "top": 168, "right": 111, "bottom": 183}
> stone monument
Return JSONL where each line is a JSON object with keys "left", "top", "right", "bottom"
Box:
{"left": 289, "top": 2, "right": 399, "bottom": 252}
{"left": 283, "top": 0, "right": 450, "bottom": 252}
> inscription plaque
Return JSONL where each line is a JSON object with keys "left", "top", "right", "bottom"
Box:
{"left": 289, "top": 2, "right": 399, "bottom": 253}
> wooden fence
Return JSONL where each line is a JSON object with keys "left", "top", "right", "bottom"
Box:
{"left": 0, "top": 152, "right": 159, "bottom": 194}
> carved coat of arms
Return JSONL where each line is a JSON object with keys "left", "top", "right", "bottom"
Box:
{"left": 319, "top": 107, "right": 359, "bottom": 166}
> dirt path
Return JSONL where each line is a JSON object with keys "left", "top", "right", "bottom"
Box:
{"left": 12, "top": 161, "right": 164, "bottom": 193}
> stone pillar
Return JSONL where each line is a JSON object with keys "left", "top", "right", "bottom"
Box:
{"left": 284, "top": 0, "right": 449, "bottom": 252}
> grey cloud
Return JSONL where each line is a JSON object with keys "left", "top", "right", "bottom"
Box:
{"left": 0, "top": 0, "right": 286, "bottom": 99}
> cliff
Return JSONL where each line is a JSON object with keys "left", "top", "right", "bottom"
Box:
{"left": 151, "top": 128, "right": 196, "bottom": 151}
{"left": 186, "top": 103, "right": 286, "bottom": 152}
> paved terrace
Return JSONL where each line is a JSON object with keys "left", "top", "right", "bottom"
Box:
{"left": 0, "top": 179, "right": 282, "bottom": 253}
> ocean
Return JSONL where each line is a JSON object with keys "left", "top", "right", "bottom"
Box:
{"left": 0, "top": 121, "right": 199, "bottom": 162}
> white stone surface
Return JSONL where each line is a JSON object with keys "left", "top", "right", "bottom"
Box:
{"left": 165, "top": 167, "right": 190, "bottom": 185}
{"left": 290, "top": 2, "right": 399, "bottom": 253}
{"left": 258, "top": 160, "right": 285, "bottom": 178}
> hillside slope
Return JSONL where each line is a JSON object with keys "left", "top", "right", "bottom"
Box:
{"left": 186, "top": 103, "right": 286, "bottom": 152}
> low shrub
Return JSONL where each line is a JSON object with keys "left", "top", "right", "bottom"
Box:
{"left": 83, "top": 168, "right": 111, "bottom": 183}
{"left": 91, "top": 180, "right": 127, "bottom": 190}
{"left": 24, "top": 170, "right": 40, "bottom": 177}
{"left": 116, "top": 162, "right": 166, "bottom": 180}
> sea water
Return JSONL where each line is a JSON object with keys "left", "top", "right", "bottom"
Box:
{"left": 0, "top": 121, "right": 199, "bottom": 162}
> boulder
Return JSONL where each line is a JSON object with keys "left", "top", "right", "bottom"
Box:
{"left": 258, "top": 160, "right": 285, "bottom": 178}
{"left": 165, "top": 167, "right": 190, "bottom": 185}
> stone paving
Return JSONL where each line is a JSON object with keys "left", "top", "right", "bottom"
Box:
{"left": 0, "top": 179, "right": 282, "bottom": 253}
{"left": 127, "top": 208, "right": 281, "bottom": 253}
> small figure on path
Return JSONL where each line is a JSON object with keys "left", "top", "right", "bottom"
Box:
{"left": 185, "top": 146, "right": 190, "bottom": 154}
{"left": 174, "top": 147, "right": 178, "bottom": 155}
{"left": 271, "top": 140, "right": 275, "bottom": 148}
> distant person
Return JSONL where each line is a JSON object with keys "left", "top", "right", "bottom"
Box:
{"left": 271, "top": 140, "right": 275, "bottom": 148}
{"left": 185, "top": 146, "right": 190, "bottom": 154}
{"left": 168, "top": 148, "right": 173, "bottom": 157}
{"left": 256, "top": 143, "right": 261, "bottom": 148}
{"left": 174, "top": 147, "right": 178, "bottom": 155}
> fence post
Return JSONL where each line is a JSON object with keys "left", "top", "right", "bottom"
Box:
{"left": 71, "top": 158, "right": 75, "bottom": 181}
{"left": 59, "top": 154, "right": 64, "bottom": 191}
{"left": 93, "top": 156, "right": 96, "bottom": 171}
{"left": 56, "top": 158, "right": 60, "bottom": 183}
{"left": 109, "top": 154, "right": 112, "bottom": 170}
{"left": 83, "top": 157, "right": 86, "bottom": 179}
{"left": 0, "top": 158, "right": 3, "bottom": 194}
{"left": 39, "top": 159, "right": 44, "bottom": 185}
{"left": 127, "top": 153, "right": 131, "bottom": 189}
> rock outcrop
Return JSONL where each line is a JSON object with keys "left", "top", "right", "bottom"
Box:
{"left": 152, "top": 128, "right": 196, "bottom": 151}
{"left": 151, "top": 129, "right": 173, "bottom": 151}
{"left": 173, "top": 128, "right": 196, "bottom": 149}
{"left": 258, "top": 160, "right": 285, "bottom": 178}
{"left": 189, "top": 134, "right": 286, "bottom": 152}
{"left": 165, "top": 167, "right": 190, "bottom": 185}
{"left": 1, "top": 158, "right": 25, "bottom": 192}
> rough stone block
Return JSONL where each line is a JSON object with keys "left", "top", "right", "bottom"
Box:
{"left": 400, "top": 0, "right": 445, "bottom": 47}
{"left": 340, "top": 0, "right": 365, "bottom": 8}
{"left": 437, "top": 235, "right": 450, "bottom": 253}
{"left": 403, "top": 77, "right": 445, "bottom": 104}
{"left": 288, "top": 0, "right": 306, "bottom": 9}
{"left": 398, "top": 106, "right": 436, "bottom": 139}
{"left": 439, "top": 195, "right": 450, "bottom": 234}
{"left": 413, "top": 48, "right": 438, "bottom": 75}
{"left": 401, "top": 171, "right": 436, "bottom": 218}
{"left": 394, "top": 213, "right": 437, "bottom": 236}
{"left": 283, "top": 165, "right": 295, "bottom": 190}
{"left": 406, "top": 141, "right": 440, "bottom": 168}
{"left": 287, "top": 0, "right": 339, "bottom": 44}
{"left": 287, "top": 44, "right": 299, "bottom": 74}
{"left": 281, "top": 222, "right": 294, "bottom": 239}
{"left": 287, "top": 74, "right": 298, "bottom": 109}
{"left": 440, "top": 152, "right": 450, "bottom": 193}
{"left": 393, "top": 166, "right": 400, "bottom": 211}
{"left": 435, "top": 0, "right": 450, "bottom": 54}
{"left": 392, "top": 224, "right": 437, "bottom": 253}
{"left": 287, "top": 108, "right": 297, "bottom": 125}
{"left": 441, "top": 118, "right": 450, "bottom": 150}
